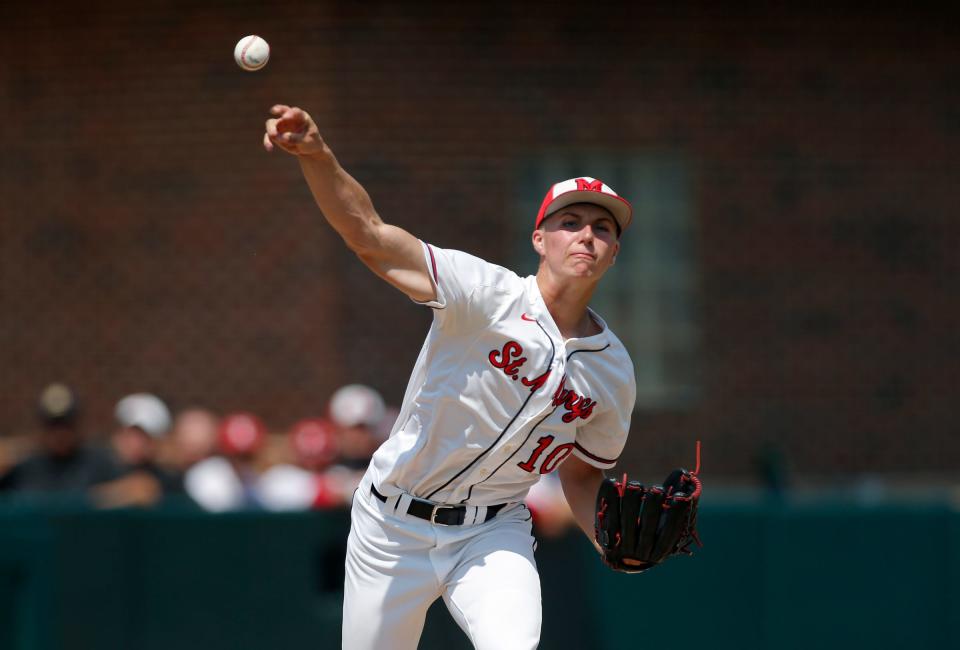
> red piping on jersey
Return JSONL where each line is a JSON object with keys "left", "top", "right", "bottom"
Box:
{"left": 573, "top": 441, "right": 617, "bottom": 465}
{"left": 426, "top": 244, "right": 439, "bottom": 285}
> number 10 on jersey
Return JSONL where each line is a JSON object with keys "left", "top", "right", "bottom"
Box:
{"left": 517, "top": 435, "right": 574, "bottom": 474}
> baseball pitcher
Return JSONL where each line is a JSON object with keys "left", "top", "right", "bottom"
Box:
{"left": 264, "top": 105, "right": 700, "bottom": 650}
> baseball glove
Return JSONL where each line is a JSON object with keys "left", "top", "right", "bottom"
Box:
{"left": 594, "top": 445, "right": 703, "bottom": 574}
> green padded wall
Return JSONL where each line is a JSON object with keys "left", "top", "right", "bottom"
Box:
{"left": 1, "top": 501, "right": 956, "bottom": 649}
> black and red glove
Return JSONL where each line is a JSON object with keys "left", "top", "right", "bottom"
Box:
{"left": 594, "top": 445, "right": 703, "bottom": 574}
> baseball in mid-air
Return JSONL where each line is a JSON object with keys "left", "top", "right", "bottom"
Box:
{"left": 234, "top": 35, "right": 270, "bottom": 71}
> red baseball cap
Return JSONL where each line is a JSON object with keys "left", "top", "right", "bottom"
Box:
{"left": 218, "top": 412, "right": 266, "bottom": 456}
{"left": 535, "top": 177, "right": 633, "bottom": 234}
{"left": 289, "top": 417, "right": 338, "bottom": 467}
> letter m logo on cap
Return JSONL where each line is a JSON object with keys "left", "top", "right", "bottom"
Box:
{"left": 575, "top": 178, "right": 604, "bottom": 193}
{"left": 535, "top": 176, "right": 634, "bottom": 233}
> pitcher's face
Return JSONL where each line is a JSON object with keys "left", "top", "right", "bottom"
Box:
{"left": 533, "top": 203, "right": 620, "bottom": 281}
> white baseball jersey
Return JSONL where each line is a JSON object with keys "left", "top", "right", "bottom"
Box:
{"left": 367, "top": 242, "right": 636, "bottom": 506}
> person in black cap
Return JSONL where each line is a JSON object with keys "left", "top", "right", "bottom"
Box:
{"left": 0, "top": 383, "right": 122, "bottom": 497}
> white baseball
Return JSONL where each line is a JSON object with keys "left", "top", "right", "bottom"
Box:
{"left": 234, "top": 35, "right": 270, "bottom": 72}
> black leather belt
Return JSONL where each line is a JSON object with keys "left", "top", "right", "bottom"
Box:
{"left": 371, "top": 484, "right": 507, "bottom": 526}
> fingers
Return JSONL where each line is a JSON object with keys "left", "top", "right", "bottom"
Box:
{"left": 263, "top": 128, "right": 303, "bottom": 154}
{"left": 264, "top": 117, "right": 281, "bottom": 152}
{"left": 264, "top": 117, "right": 302, "bottom": 138}
{"left": 266, "top": 108, "right": 308, "bottom": 136}
{"left": 264, "top": 131, "right": 297, "bottom": 153}
{"left": 264, "top": 115, "right": 298, "bottom": 152}
{"left": 276, "top": 108, "right": 308, "bottom": 135}
{"left": 264, "top": 104, "right": 317, "bottom": 155}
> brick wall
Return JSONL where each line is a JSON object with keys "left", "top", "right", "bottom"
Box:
{"left": 1, "top": 2, "right": 956, "bottom": 479}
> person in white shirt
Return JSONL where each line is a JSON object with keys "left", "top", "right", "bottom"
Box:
{"left": 264, "top": 105, "right": 637, "bottom": 650}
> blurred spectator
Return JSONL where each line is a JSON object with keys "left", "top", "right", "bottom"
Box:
{"left": 326, "top": 384, "right": 389, "bottom": 497}
{"left": 184, "top": 411, "right": 266, "bottom": 512}
{"left": 0, "top": 383, "right": 122, "bottom": 496}
{"left": 258, "top": 417, "right": 345, "bottom": 511}
{"left": 0, "top": 427, "right": 33, "bottom": 478}
{"left": 524, "top": 473, "right": 576, "bottom": 538}
{"left": 166, "top": 407, "right": 219, "bottom": 472}
{"left": 290, "top": 418, "right": 340, "bottom": 473}
{"left": 329, "top": 383, "right": 386, "bottom": 469}
{"left": 92, "top": 393, "right": 185, "bottom": 508}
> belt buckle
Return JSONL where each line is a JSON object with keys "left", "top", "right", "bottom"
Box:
{"left": 430, "top": 504, "right": 451, "bottom": 526}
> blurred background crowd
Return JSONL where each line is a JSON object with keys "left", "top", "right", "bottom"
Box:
{"left": 2, "top": 3, "right": 955, "bottom": 496}
{"left": 0, "top": 381, "right": 577, "bottom": 534}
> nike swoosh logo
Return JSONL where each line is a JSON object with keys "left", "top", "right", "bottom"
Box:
{"left": 521, "top": 313, "right": 537, "bottom": 322}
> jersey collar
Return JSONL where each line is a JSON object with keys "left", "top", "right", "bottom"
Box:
{"left": 523, "top": 275, "right": 610, "bottom": 349}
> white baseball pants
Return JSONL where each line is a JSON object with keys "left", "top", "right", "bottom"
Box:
{"left": 342, "top": 476, "right": 541, "bottom": 650}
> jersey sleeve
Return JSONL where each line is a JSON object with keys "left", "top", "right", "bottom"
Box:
{"left": 572, "top": 374, "right": 636, "bottom": 470}
{"left": 414, "top": 242, "right": 517, "bottom": 331}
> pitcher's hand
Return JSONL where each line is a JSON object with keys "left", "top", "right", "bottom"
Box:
{"left": 263, "top": 104, "right": 325, "bottom": 156}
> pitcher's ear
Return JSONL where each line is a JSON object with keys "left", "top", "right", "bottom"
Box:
{"left": 532, "top": 230, "right": 545, "bottom": 256}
